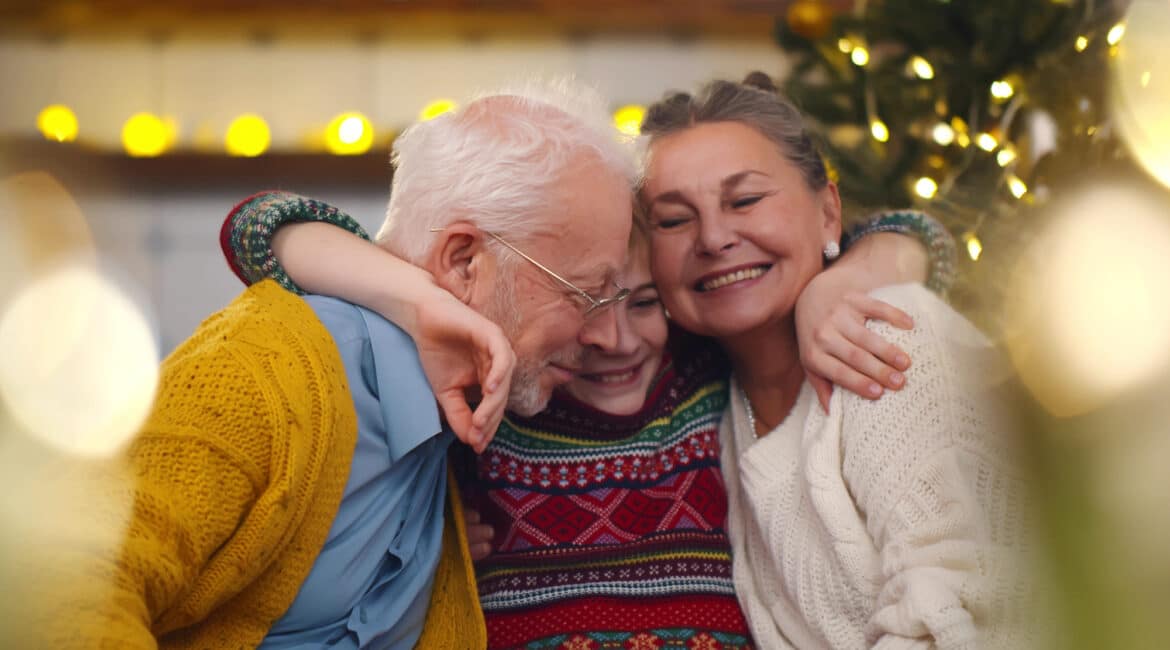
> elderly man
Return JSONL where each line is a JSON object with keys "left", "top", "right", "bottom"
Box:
{"left": 31, "top": 81, "right": 635, "bottom": 649}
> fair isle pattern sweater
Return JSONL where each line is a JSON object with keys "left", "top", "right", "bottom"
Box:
{"left": 456, "top": 344, "right": 753, "bottom": 649}
{"left": 220, "top": 193, "right": 753, "bottom": 650}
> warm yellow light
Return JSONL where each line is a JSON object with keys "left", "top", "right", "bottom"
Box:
{"left": 1107, "top": 22, "right": 1126, "bottom": 46}
{"left": 837, "top": 38, "right": 854, "bottom": 53}
{"left": 990, "top": 80, "right": 1015, "bottom": 100}
{"left": 1007, "top": 174, "right": 1028, "bottom": 198}
{"left": 1075, "top": 35, "right": 1090, "bottom": 52}
{"left": 1110, "top": 0, "right": 1170, "bottom": 190}
{"left": 965, "top": 233, "right": 982, "bottom": 261}
{"left": 121, "top": 112, "right": 169, "bottom": 158}
{"left": 325, "top": 112, "right": 374, "bottom": 156}
{"left": 37, "top": 105, "right": 79, "bottom": 143}
{"left": 869, "top": 119, "right": 889, "bottom": 142}
{"left": 851, "top": 46, "right": 870, "bottom": 66}
{"left": 914, "top": 176, "right": 939, "bottom": 199}
{"left": 1006, "top": 185, "right": 1170, "bottom": 415}
{"left": 224, "top": 114, "right": 270, "bottom": 157}
{"left": 0, "top": 264, "right": 159, "bottom": 457}
{"left": 909, "top": 56, "right": 934, "bottom": 79}
{"left": 1140, "top": 70, "right": 1151, "bottom": 88}
{"left": 996, "top": 146, "right": 1018, "bottom": 167}
{"left": 956, "top": 132, "right": 971, "bottom": 148}
{"left": 975, "top": 132, "right": 999, "bottom": 152}
{"left": 613, "top": 105, "right": 647, "bottom": 137}
{"left": 931, "top": 122, "right": 955, "bottom": 146}
{"left": 419, "top": 99, "right": 457, "bottom": 122}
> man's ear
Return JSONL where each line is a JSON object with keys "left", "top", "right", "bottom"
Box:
{"left": 819, "top": 181, "right": 843, "bottom": 244}
{"left": 429, "top": 223, "right": 490, "bottom": 304}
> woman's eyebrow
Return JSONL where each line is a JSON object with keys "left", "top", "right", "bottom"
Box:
{"left": 720, "top": 170, "right": 769, "bottom": 192}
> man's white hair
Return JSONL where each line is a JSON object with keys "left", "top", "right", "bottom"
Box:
{"left": 374, "top": 77, "right": 638, "bottom": 262}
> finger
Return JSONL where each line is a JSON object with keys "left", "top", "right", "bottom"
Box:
{"left": 842, "top": 318, "right": 911, "bottom": 372}
{"left": 436, "top": 390, "right": 477, "bottom": 447}
{"left": 806, "top": 350, "right": 884, "bottom": 400}
{"left": 847, "top": 294, "right": 914, "bottom": 330}
{"left": 464, "top": 508, "right": 481, "bottom": 525}
{"left": 809, "top": 373, "right": 834, "bottom": 413}
{"left": 469, "top": 541, "right": 492, "bottom": 562}
{"left": 823, "top": 330, "right": 906, "bottom": 392}
{"left": 466, "top": 523, "right": 494, "bottom": 545}
{"left": 479, "top": 328, "right": 516, "bottom": 394}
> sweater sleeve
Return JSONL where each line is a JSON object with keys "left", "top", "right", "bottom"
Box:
{"left": 220, "top": 191, "right": 371, "bottom": 294}
{"left": 842, "top": 210, "right": 957, "bottom": 299}
{"left": 839, "top": 285, "right": 1031, "bottom": 649}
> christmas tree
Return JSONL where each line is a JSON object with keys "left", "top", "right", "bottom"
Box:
{"left": 775, "top": 0, "right": 1149, "bottom": 311}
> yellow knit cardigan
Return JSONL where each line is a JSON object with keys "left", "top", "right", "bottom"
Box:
{"left": 22, "top": 280, "right": 484, "bottom": 648}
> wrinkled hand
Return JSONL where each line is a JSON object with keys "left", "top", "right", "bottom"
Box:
{"left": 464, "top": 506, "right": 494, "bottom": 562}
{"left": 413, "top": 289, "right": 515, "bottom": 453}
{"left": 796, "top": 269, "right": 915, "bottom": 412}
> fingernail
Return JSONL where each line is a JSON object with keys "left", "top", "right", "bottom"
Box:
{"left": 889, "top": 372, "right": 904, "bottom": 387}
{"left": 895, "top": 354, "right": 910, "bottom": 369}
{"left": 868, "top": 383, "right": 882, "bottom": 397}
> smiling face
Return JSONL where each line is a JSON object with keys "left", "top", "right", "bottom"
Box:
{"left": 563, "top": 241, "right": 668, "bottom": 415}
{"left": 483, "top": 157, "right": 634, "bottom": 416}
{"left": 641, "top": 121, "right": 841, "bottom": 341}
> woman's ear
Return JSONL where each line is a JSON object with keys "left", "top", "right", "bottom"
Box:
{"left": 429, "top": 223, "right": 491, "bottom": 304}
{"left": 819, "top": 182, "right": 844, "bottom": 244}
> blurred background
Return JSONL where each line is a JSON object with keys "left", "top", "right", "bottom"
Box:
{"left": 3, "top": 0, "right": 1170, "bottom": 647}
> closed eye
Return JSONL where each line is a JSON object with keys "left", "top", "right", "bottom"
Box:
{"left": 729, "top": 195, "right": 763, "bottom": 210}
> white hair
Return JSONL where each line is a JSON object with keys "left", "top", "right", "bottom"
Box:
{"left": 374, "top": 77, "right": 638, "bottom": 262}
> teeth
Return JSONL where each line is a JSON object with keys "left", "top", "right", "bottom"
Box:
{"left": 700, "top": 266, "right": 767, "bottom": 291}
{"left": 584, "top": 369, "right": 636, "bottom": 384}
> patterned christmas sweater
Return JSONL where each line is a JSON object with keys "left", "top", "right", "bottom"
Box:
{"left": 448, "top": 341, "right": 752, "bottom": 650}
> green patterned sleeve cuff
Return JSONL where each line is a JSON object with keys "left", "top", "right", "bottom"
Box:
{"left": 841, "top": 209, "right": 957, "bottom": 298}
{"left": 220, "top": 191, "right": 372, "bottom": 295}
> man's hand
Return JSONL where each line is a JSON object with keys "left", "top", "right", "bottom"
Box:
{"left": 412, "top": 290, "right": 515, "bottom": 453}
{"left": 464, "top": 506, "right": 494, "bottom": 562}
{"left": 797, "top": 255, "right": 916, "bottom": 412}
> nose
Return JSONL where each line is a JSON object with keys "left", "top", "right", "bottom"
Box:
{"left": 577, "top": 304, "right": 622, "bottom": 352}
{"left": 695, "top": 214, "right": 737, "bottom": 256}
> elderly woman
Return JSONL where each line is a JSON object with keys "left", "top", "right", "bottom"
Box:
{"left": 637, "top": 73, "right": 1032, "bottom": 648}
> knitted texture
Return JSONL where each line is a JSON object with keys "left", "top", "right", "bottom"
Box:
{"left": 461, "top": 345, "right": 754, "bottom": 649}
{"left": 722, "top": 284, "right": 1033, "bottom": 649}
{"left": 19, "top": 280, "right": 484, "bottom": 648}
{"left": 221, "top": 191, "right": 370, "bottom": 293}
{"left": 842, "top": 210, "right": 958, "bottom": 298}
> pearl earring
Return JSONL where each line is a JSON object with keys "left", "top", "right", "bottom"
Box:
{"left": 823, "top": 240, "right": 841, "bottom": 261}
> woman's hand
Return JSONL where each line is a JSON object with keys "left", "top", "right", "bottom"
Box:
{"left": 412, "top": 290, "right": 516, "bottom": 453}
{"left": 797, "top": 232, "right": 926, "bottom": 411}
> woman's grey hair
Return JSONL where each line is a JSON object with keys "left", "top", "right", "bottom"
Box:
{"left": 639, "top": 71, "right": 828, "bottom": 191}
{"left": 375, "top": 77, "right": 638, "bottom": 263}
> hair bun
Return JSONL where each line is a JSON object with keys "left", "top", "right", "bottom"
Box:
{"left": 742, "top": 71, "right": 778, "bottom": 93}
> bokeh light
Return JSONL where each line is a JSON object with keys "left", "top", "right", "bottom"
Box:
{"left": 325, "top": 111, "right": 374, "bottom": 155}
{"left": 909, "top": 56, "right": 934, "bottom": 79}
{"left": 613, "top": 104, "right": 646, "bottom": 137}
{"left": 224, "top": 113, "right": 270, "bottom": 157}
{"left": 1005, "top": 185, "right": 1170, "bottom": 416}
{"left": 914, "top": 176, "right": 938, "bottom": 199}
{"left": 121, "top": 112, "right": 169, "bottom": 157}
{"left": 0, "top": 263, "right": 159, "bottom": 457}
{"left": 869, "top": 119, "right": 889, "bottom": 142}
{"left": 36, "top": 105, "right": 79, "bottom": 143}
{"left": 419, "top": 99, "right": 457, "bottom": 122}
{"left": 1110, "top": 0, "right": 1170, "bottom": 190}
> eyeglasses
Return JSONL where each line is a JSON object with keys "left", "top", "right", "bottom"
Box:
{"left": 430, "top": 227, "right": 631, "bottom": 318}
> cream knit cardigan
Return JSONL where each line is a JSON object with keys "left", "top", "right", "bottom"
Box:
{"left": 722, "top": 284, "right": 1034, "bottom": 649}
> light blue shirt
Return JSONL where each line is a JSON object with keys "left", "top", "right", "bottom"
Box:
{"left": 260, "top": 296, "right": 453, "bottom": 650}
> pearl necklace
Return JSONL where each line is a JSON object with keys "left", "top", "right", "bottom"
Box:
{"left": 739, "top": 386, "right": 761, "bottom": 439}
